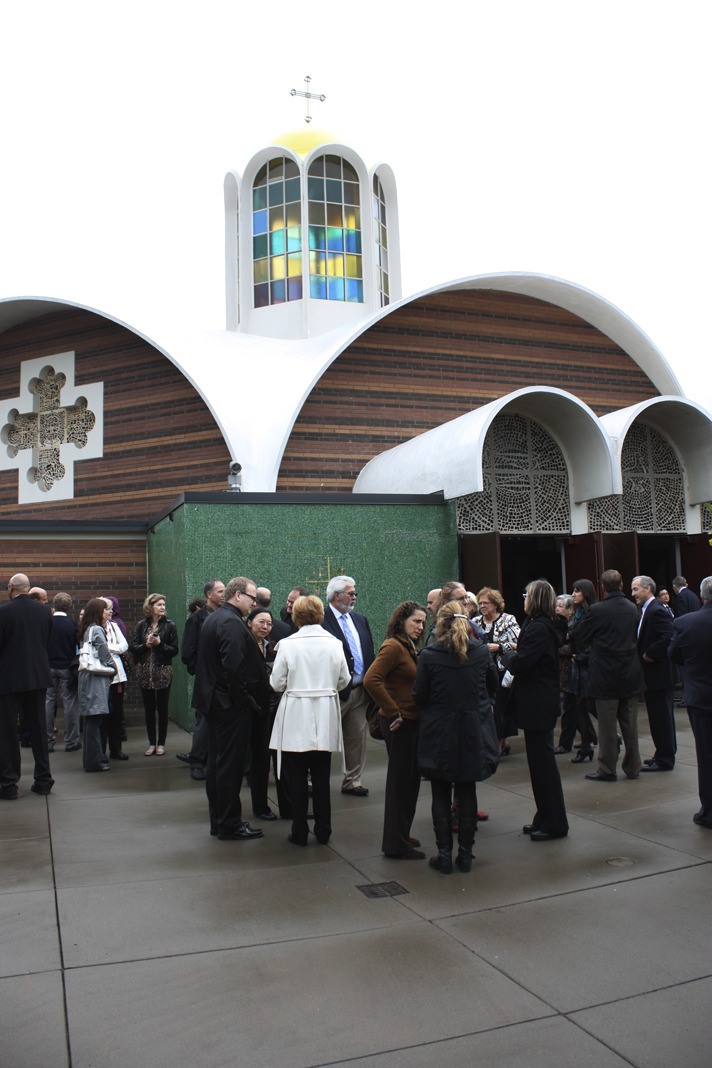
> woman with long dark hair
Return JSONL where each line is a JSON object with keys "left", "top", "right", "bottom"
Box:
{"left": 77, "top": 598, "right": 116, "bottom": 773}
{"left": 504, "top": 579, "right": 569, "bottom": 841}
{"left": 566, "top": 579, "right": 599, "bottom": 763}
{"left": 414, "top": 601, "right": 498, "bottom": 874}
{"left": 244, "top": 607, "right": 279, "bottom": 822}
{"left": 364, "top": 601, "right": 427, "bottom": 860}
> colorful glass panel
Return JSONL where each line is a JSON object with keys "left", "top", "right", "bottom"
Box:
{"left": 252, "top": 156, "right": 303, "bottom": 307}
{"left": 307, "top": 153, "right": 363, "bottom": 303}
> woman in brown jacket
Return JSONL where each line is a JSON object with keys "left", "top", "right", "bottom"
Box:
{"left": 364, "top": 601, "right": 427, "bottom": 859}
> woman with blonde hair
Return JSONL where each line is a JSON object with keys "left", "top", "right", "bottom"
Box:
{"left": 413, "top": 601, "right": 498, "bottom": 873}
{"left": 130, "top": 594, "right": 179, "bottom": 756}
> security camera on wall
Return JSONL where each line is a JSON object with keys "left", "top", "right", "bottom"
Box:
{"left": 227, "top": 461, "right": 242, "bottom": 492}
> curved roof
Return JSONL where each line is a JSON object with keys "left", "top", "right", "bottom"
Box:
{"left": 601, "top": 397, "right": 712, "bottom": 504}
{"left": 353, "top": 387, "right": 616, "bottom": 500}
{"left": 0, "top": 272, "right": 693, "bottom": 493}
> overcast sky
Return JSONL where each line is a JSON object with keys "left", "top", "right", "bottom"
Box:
{"left": 1, "top": 1, "right": 710, "bottom": 407}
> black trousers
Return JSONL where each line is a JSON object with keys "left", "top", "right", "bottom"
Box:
{"left": 379, "top": 715, "right": 421, "bottom": 856}
{"left": 188, "top": 709, "right": 208, "bottom": 767}
{"left": 249, "top": 711, "right": 273, "bottom": 815}
{"left": 430, "top": 779, "right": 477, "bottom": 828}
{"left": 643, "top": 687, "right": 676, "bottom": 768}
{"left": 141, "top": 686, "right": 170, "bottom": 746}
{"left": 0, "top": 690, "right": 53, "bottom": 790}
{"left": 524, "top": 728, "right": 568, "bottom": 836}
{"left": 687, "top": 708, "right": 712, "bottom": 822}
{"left": 280, "top": 750, "right": 332, "bottom": 844}
{"left": 205, "top": 706, "right": 252, "bottom": 835}
{"left": 104, "top": 684, "right": 125, "bottom": 756}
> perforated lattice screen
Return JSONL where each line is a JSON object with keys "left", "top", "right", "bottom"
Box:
{"left": 456, "top": 414, "right": 570, "bottom": 534}
{"left": 588, "top": 423, "right": 685, "bottom": 533}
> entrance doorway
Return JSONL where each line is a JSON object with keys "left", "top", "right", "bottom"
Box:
{"left": 460, "top": 533, "right": 565, "bottom": 623}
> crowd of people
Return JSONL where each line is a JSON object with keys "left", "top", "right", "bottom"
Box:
{"left": 1, "top": 568, "right": 711, "bottom": 871}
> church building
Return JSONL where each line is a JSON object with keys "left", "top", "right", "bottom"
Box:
{"left": 2, "top": 127, "right": 710, "bottom": 727}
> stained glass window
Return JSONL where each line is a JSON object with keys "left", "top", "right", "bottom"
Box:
{"left": 307, "top": 155, "right": 363, "bottom": 303}
{"left": 373, "top": 173, "right": 389, "bottom": 307}
{"left": 252, "top": 158, "right": 302, "bottom": 307}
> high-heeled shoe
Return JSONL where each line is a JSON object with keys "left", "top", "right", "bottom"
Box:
{"left": 571, "top": 749, "right": 593, "bottom": 763}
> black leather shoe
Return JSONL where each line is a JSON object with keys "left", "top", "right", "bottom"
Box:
{"left": 217, "top": 823, "right": 264, "bottom": 841}
{"left": 254, "top": 810, "right": 278, "bottom": 821}
{"left": 522, "top": 824, "right": 537, "bottom": 835}
{"left": 530, "top": 830, "right": 568, "bottom": 841}
{"left": 585, "top": 771, "right": 617, "bottom": 782}
{"left": 176, "top": 753, "right": 191, "bottom": 764}
{"left": 693, "top": 813, "right": 712, "bottom": 829}
{"left": 640, "top": 761, "right": 673, "bottom": 772}
{"left": 553, "top": 745, "right": 571, "bottom": 755}
{"left": 30, "top": 783, "right": 53, "bottom": 795}
{"left": 110, "top": 752, "right": 129, "bottom": 761}
{"left": 190, "top": 767, "right": 206, "bottom": 781}
{"left": 341, "top": 785, "right": 369, "bottom": 796}
{"left": 287, "top": 834, "right": 308, "bottom": 846}
{"left": 65, "top": 743, "right": 82, "bottom": 752}
{"left": 0, "top": 784, "right": 19, "bottom": 800}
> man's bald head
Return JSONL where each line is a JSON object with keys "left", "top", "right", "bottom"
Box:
{"left": 8, "top": 574, "right": 30, "bottom": 598}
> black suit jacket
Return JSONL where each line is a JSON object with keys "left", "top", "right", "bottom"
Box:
{"left": 670, "top": 603, "right": 712, "bottom": 710}
{"left": 637, "top": 598, "right": 674, "bottom": 691}
{"left": 321, "top": 604, "right": 375, "bottom": 701}
{"left": 0, "top": 594, "right": 52, "bottom": 694}
{"left": 193, "top": 603, "right": 257, "bottom": 715}
{"left": 574, "top": 590, "right": 643, "bottom": 699}
{"left": 673, "top": 586, "right": 701, "bottom": 617}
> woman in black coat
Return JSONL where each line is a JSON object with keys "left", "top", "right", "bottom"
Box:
{"left": 413, "top": 601, "right": 498, "bottom": 874}
{"left": 503, "top": 579, "right": 569, "bottom": 841}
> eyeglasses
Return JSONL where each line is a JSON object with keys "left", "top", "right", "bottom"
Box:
{"left": 243, "top": 592, "right": 257, "bottom": 602}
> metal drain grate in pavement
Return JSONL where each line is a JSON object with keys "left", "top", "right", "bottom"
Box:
{"left": 356, "top": 881, "right": 409, "bottom": 898}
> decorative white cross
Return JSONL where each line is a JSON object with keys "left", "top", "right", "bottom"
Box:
{"left": 0, "top": 351, "right": 103, "bottom": 504}
{"left": 290, "top": 75, "right": 326, "bottom": 124}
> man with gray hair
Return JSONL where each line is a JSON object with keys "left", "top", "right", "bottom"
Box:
{"left": 321, "top": 575, "right": 375, "bottom": 796}
{"left": 670, "top": 577, "right": 712, "bottom": 828}
{"left": 631, "top": 575, "right": 676, "bottom": 772}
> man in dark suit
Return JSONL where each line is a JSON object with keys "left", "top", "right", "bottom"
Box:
{"left": 631, "top": 576, "right": 676, "bottom": 771}
{"left": 672, "top": 576, "right": 701, "bottom": 617}
{"left": 574, "top": 569, "right": 643, "bottom": 782}
{"left": 670, "top": 577, "right": 712, "bottom": 828}
{"left": 0, "top": 573, "right": 54, "bottom": 799}
{"left": 177, "top": 578, "right": 225, "bottom": 780}
{"left": 322, "top": 575, "right": 375, "bottom": 796}
{"left": 193, "top": 576, "right": 263, "bottom": 841}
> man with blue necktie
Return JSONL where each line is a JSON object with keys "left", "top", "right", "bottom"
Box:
{"left": 322, "top": 576, "right": 375, "bottom": 796}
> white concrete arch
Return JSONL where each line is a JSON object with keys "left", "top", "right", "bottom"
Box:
{"left": 354, "top": 386, "right": 615, "bottom": 515}
{"left": 601, "top": 396, "right": 712, "bottom": 506}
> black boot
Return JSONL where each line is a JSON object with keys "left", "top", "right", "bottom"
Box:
{"left": 455, "top": 817, "right": 476, "bottom": 872}
{"left": 429, "top": 818, "right": 453, "bottom": 874}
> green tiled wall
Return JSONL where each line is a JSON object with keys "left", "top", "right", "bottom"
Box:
{"left": 148, "top": 499, "right": 458, "bottom": 729}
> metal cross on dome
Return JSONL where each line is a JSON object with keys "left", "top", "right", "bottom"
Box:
{"left": 290, "top": 76, "right": 326, "bottom": 123}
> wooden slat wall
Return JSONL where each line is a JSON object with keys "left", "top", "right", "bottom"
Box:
{"left": 0, "top": 310, "right": 230, "bottom": 520}
{"left": 277, "top": 290, "right": 660, "bottom": 491}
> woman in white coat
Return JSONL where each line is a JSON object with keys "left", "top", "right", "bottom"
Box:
{"left": 270, "top": 595, "right": 351, "bottom": 846}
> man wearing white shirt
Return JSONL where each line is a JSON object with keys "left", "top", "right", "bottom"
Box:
{"left": 322, "top": 575, "right": 375, "bottom": 796}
